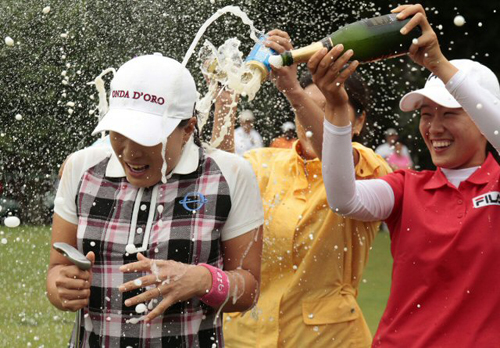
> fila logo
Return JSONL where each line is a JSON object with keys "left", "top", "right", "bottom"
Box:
{"left": 473, "top": 191, "right": 500, "bottom": 208}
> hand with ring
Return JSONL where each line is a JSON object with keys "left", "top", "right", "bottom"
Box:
{"left": 119, "top": 253, "right": 212, "bottom": 322}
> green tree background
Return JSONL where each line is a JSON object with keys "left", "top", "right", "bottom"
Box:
{"left": 1, "top": 0, "right": 498, "bottom": 222}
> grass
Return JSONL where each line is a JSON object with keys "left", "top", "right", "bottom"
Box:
{"left": 0, "top": 225, "right": 73, "bottom": 348}
{"left": 0, "top": 225, "right": 393, "bottom": 346}
{"left": 358, "top": 230, "right": 393, "bottom": 335}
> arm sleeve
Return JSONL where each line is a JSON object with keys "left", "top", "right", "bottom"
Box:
{"left": 322, "top": 120, "right": 395, "bottom": 221}
{"left": 213, "top": 151, "right": 264, "bottom": 241}
{"left": 447, "top": 69, "right": 500, "bottom": 152}
{"left": 54, "top": 154, "right": 79, "bottom": 224}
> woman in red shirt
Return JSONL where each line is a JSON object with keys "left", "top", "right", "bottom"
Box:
{"left": 311, "top": 4, "right": 500, "bottom": 347}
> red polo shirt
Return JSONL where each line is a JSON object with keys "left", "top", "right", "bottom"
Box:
{"left": 374, "top": 154, "right": 500, "bottom": 348}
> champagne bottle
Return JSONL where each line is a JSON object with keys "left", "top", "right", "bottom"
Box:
{"left": 269, "top": 13, "right": 421, "bottom": 68}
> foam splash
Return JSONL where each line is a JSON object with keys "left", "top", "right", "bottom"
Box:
{"left": 182, "top": 5, "right": 263, "bottom": 68}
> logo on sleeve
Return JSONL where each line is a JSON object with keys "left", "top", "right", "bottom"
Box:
{"left": 473, "top": 191, "right": 500, "bottom": 208}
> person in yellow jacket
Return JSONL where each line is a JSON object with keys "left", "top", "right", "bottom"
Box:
{"left": 220, "top": 30, "right": 391, "bottom": 347}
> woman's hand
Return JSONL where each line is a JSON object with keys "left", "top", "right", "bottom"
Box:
{"left": 265, "top": 29, "right": 301, "bottom": 95}
{"left": 119, "top": 253, "right": 212, "bottom": 323}
{"left": 307, "top": 44, "right": 359, "bottom": 126}
{"left": 54, "top": 252, "right": 95, "bottom": 311}
{"left": 393, "top": 4, "right": 457, "bottom": 82}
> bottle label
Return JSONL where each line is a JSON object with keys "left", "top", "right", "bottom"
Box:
{"left": 365, "top": 14, "right": 397, "bottom": 27}
{"left": 245, "top": 35, "right": 276, "bottom": 71}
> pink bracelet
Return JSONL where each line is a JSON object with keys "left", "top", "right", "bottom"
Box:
{"left": 199, "top": 263, "right": 229, "bottom": 308}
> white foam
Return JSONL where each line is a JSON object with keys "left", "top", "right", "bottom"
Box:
{"left": 135, "top": 303, "right": 147, "bottom": 314}
{"left": 454, "top": 15, "right": 465, "bottom": 27}
{"left": 4, "top": 216, "right": 20, "bottom": 228}
{"left": 125, "top": 244, "right": 137, "bottom": 254}
{"left": 182, "top": 6, "right": 262, "bottom": 67}
{"left": 4, "top": 37, "right": 14, "bottom": 46}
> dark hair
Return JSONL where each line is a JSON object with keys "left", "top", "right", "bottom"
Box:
{"left": 486, "top": 142, "right": 500, "bottom": 163}
{"left": 177, "top": 108, "right": 202, "bottom": 147}
{"left": 299, "top": 69, "right": 370, "bottom": 118}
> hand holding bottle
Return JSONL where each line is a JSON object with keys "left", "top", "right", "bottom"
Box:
{"left": 308, "top": 45, "right": 359, "bottom": 126}
{"left": 394, "top": 4, "right": 457, "bottom": 83}
{"left": 264, "top": 29, "right": 300, "bottom": 94}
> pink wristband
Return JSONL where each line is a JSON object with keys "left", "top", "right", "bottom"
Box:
{"left": 199, "top": 263, "right": 229, "bottom": 308}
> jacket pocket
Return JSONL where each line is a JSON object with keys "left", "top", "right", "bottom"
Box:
{"left": 302, "top": 294, "right": 359, "bottom": 325}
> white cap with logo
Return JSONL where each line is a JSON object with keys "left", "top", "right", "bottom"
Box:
{"left": 92, "top": 54, "right": 197, "bottom": 146}
{"left": 400, "top": 59, "right": 500, "bottom": 112}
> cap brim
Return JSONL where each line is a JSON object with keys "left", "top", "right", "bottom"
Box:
{"left": 400, "top": 86, "right": 461, "bottom": 112}
{"left": 92, "top": 109, "right": 182, "bottom": 147}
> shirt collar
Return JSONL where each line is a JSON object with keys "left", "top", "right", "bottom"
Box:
{"left": 105, "top": 137, "right": 200, "bottom": 179}
{"left": 423, "top": 153, "right": 498, "bottom": 190}
{"left": 352, "top": 142, "right": 381, "bottom": 178}
{"left": 292, "top": 140, "right": 320, "bottom": 164}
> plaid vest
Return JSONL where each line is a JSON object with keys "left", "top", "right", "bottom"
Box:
{"left": 75, "top": 148, "right": 230, "bottom": 348}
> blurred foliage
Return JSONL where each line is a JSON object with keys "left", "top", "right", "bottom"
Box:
{"left": 0, "top": 0, "right": 498, "bottom": 222}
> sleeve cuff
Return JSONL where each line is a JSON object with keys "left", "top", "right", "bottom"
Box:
{"left": 323, "top": 119, "right": 352, "bottom": 135}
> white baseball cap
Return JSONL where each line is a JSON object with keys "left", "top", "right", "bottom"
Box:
{"left": 92, "top": 54, "right": 197, "bottom": 147}
{"left": 281, "top": 121, "right": 295, "bottom": 132}
{"left": 400, "top": 59, "right": 500, "bottom": 112}
{"left": 239, "top": 109, "right": 255, "bottom": 122}
{"left": 384, "top": 128, "right": 398, "bottom": 136}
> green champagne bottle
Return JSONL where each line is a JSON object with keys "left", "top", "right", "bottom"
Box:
{"left": 269, "top": 13, "right": 421, "bottom": 67}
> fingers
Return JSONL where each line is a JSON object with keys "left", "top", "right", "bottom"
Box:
{"left": 321, "top": 49, "right": 355, "bottom": 85}
{"left": 60, "top": 265, "right": 91, "bottom": 281}
{"left": 408, "top": 29, "right": 436, "bottom": 55}
{"left": 144, "top": 297, "right": 176, "bottom": 323}
{"left": 124, "top": 286, "right": 160, "bottom": 307}
{"left": 86, "top": 251, "right": 95, "bottom": 265}
{"left": 265, "top": 36, "right": 292, "bottom": 53}
{"left": 400, "top": 12, "right": 431, "bottom": 36}
{"left": 119, "top": 259, "right": 152, "bottom": 273}
{"left": 59, "top": 288, "right": 91, "bottom": 301}
{"left": 337, "top": 60, "right": 360, "bottom": 85}
{"left": 311, "top": 44, "right": 346, "bottom": 81}
{"left": 60, "top": 298, "right": 89, "bottom": 312}
{"left": 265, "top": 29, "right": 292, "bottom": 53}
{"left": 56, "top": 276, "right": 90, "bottom": 290}
{"left": 307, "top": 47, "right": 328, "bottom": 75}
{"left": 393, "top": 4, "right": 425, "bottom": 20}
{"left": 119, "top": 274, "right": 160, "bottom": 293}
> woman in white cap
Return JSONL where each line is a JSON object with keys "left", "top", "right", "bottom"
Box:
{"left": 46, "top": 54, "right": 263, "bottom": 347}
{"left": 270, "top": 121, "right": 296, "bottom": 148}
{"left": 234, "top": 109, "right": 264, "bottom": 156}
{"left": 311, "top": 4, "right": 500, "bottom": 347}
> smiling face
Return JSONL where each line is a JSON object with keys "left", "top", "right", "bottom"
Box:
{"left": 419, "top": 98, "right": 487, "bottom": 169}
{"left": 110, "top": 118, "right": 196, "bottom": 187}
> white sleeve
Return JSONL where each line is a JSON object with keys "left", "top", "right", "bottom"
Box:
{"left": 322, "top": 120, "right": 395, "bottom": 221}
{"left": 54, "top": 153, "right": 79, "bottom": 224}
{"left": 209, "top": 150, "right": 264, "bottom": 241}
{"left": 54, "top": 147, "right": 112, "bottom": 225}
{"left": 447, "top": 69, "right": 500, "bottom": 152}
